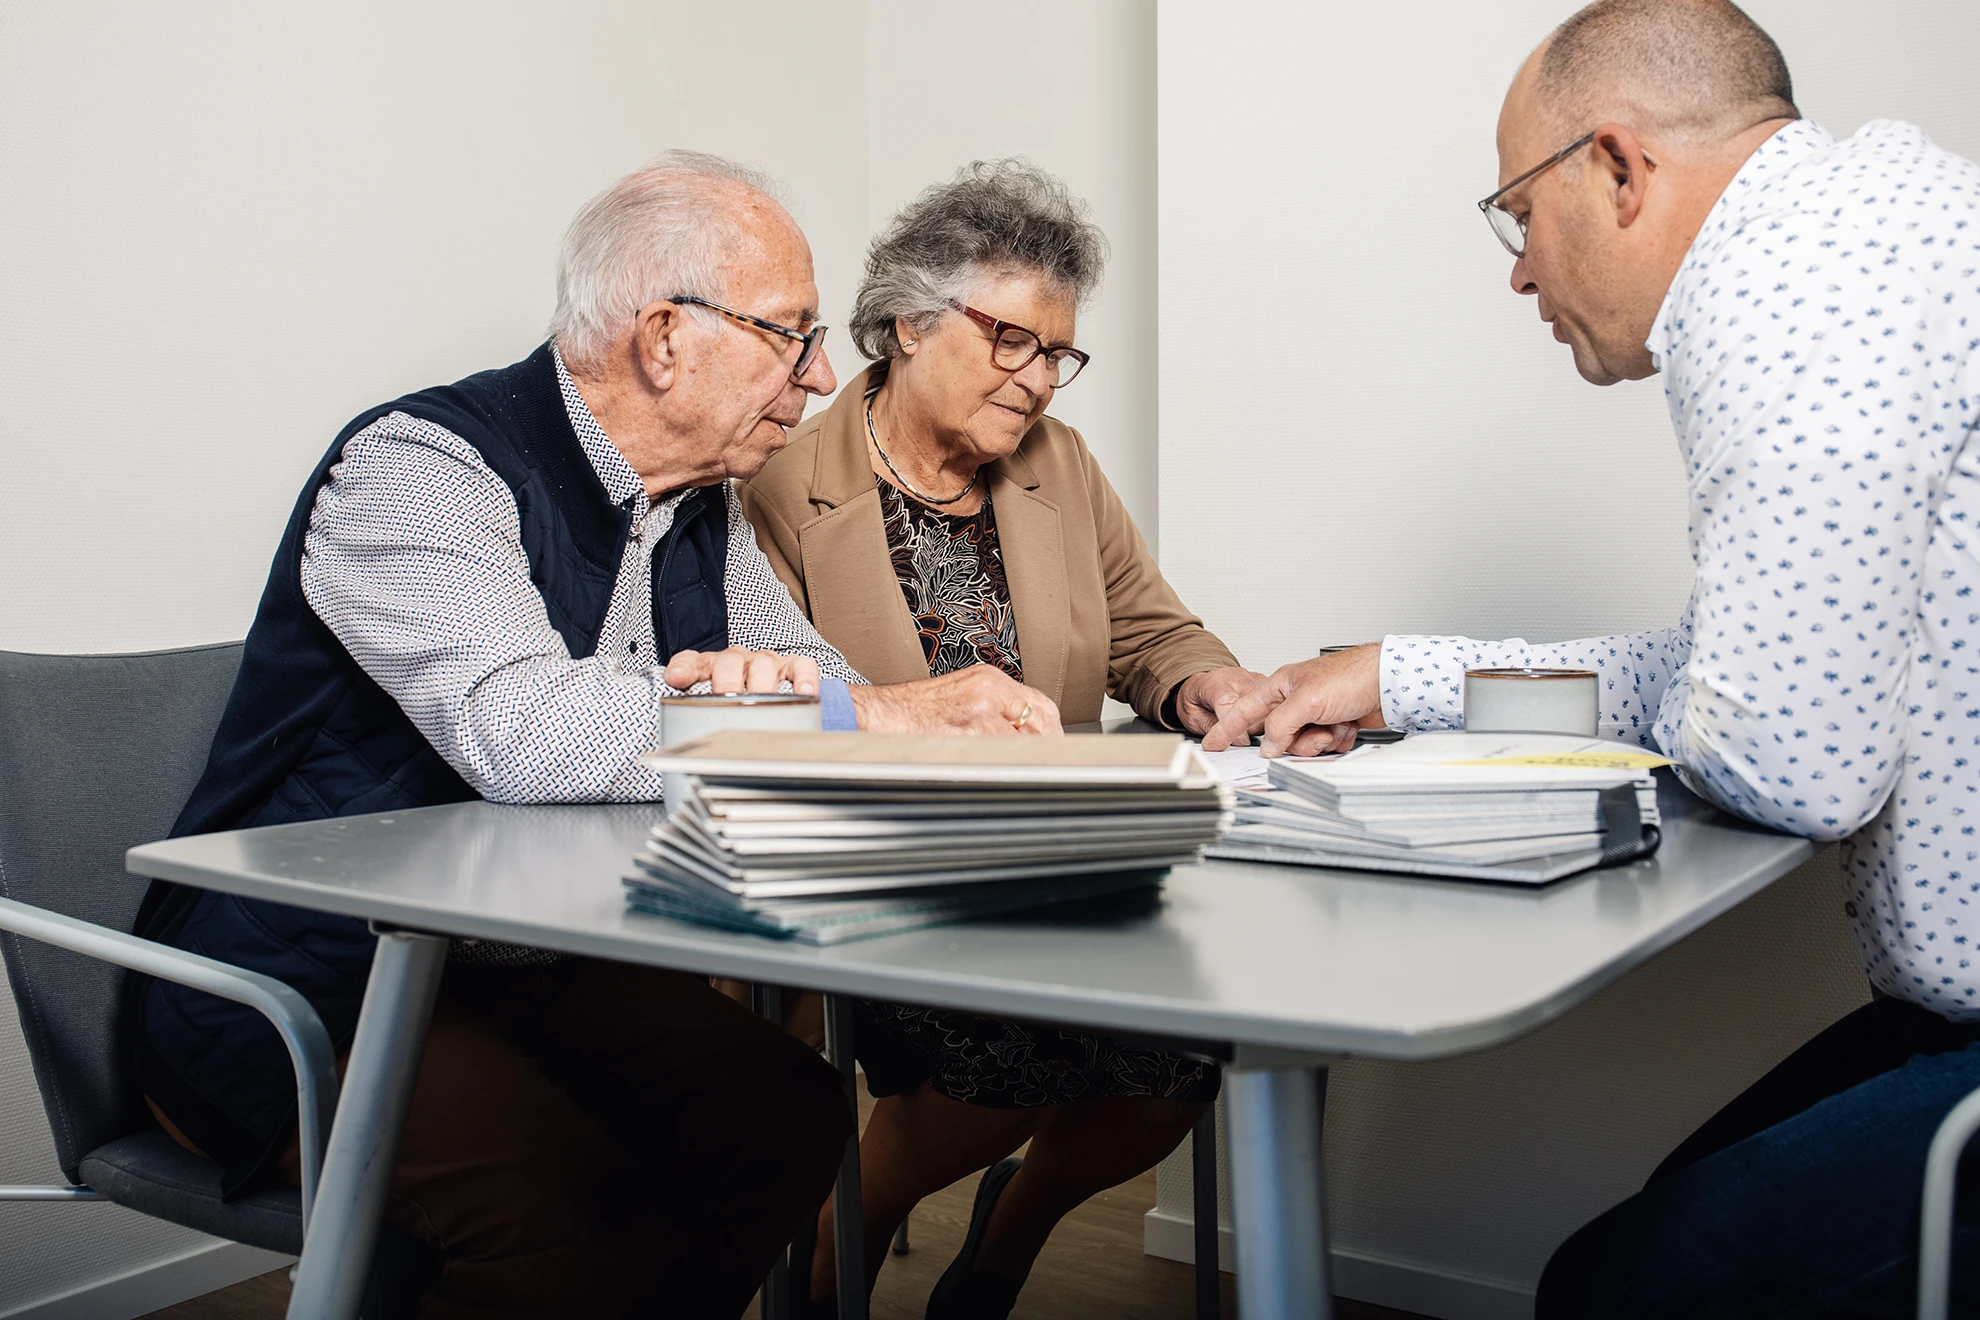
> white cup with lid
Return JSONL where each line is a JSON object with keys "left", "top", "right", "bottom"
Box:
{"left": 1462, "top": 668, "right": 1598, "bottom": 736}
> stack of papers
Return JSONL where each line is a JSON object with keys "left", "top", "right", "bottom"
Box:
{"left": 627, "top": 731, "right": 1233, "bottom": 943}
{"left": 1206, "top": 732, "right": 1667, "bottom": 884}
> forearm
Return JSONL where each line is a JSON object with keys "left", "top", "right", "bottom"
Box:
{"left": 1379, "top": 631, "right": 1686, "bottom": 749}
{"left": 308, "top": 546, "right": 673, "bottom": 802}
{"left": 454, "top": 656, "right": 671, "bottom": 802}
{"left": 1116, "top": 630, "right": 1243, "bottom": 728}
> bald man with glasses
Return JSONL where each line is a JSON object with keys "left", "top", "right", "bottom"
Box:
{"left": 1204, "top": 1, "right": 1980, "bottom": 1313}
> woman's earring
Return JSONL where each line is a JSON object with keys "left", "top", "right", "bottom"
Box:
{"left": 902, "top": 340, "right": 916, "bottom": 350}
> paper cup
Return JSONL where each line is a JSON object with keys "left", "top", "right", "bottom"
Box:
{"left": 659, "top": 693, "right": 822, "bottom": 811}
{"left": 1462, "top": 668, "right": 1598, "bottom": 736}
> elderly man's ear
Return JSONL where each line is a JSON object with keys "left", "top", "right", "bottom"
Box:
{"left": 1592, "top": 122, "right": 1654, "bottom": 229}
{"left": 631, "top": 301, "right": 687, "bottom": 391}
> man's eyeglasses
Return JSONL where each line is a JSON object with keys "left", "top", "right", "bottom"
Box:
{"left": 954, "top": 304, "right": 1090, "bottom": 388}
{"left": 1477, "top": 132, "right": 1595, "bottom": 258}
{"left": 668, "top": 296, "right": 828, "bottom": 381}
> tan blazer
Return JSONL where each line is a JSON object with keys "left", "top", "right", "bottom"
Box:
{"left": 740, "top": 365, "right": 1239, "bottom": 726}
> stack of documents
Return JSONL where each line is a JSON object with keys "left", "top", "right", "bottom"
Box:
{"left": 626, "top": 731, "right": 1232, "bottom": 943}
{"left": 1206, "top": 731, "right": 1666, "bottom": 884}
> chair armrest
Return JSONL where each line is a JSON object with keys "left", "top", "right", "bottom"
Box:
{"left": 0, "top": 894, "right": 339, "bottom": 1234}
{"left": 1919, "top": 1080, "right": 1980, "bottom": 1320}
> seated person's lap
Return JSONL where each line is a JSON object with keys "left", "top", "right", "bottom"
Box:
{"left": 1539, "top": 997, "right": 1980, "bottom": 1319}
{"left": 272, "top": 959, "right": 850, "bottom": 1320}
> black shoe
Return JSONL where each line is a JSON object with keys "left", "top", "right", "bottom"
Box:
{"left": 790, "top": 1212, "right": 838, "bottom": 1320}
{"left": 925, "top": 1158, "right": 1026, "bottom": 1320}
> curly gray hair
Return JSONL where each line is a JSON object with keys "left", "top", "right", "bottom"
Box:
{"left": 849, "top": 159, "right": 1108, "bottom": 361}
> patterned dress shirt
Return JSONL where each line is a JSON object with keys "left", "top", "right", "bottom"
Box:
{"left": 299, "top": 347, "right": 862, "bottom": 807}
{"left": 1380, "top": 120, "right": 1980, "bottom": 1017}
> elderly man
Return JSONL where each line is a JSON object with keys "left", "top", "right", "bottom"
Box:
{"left": 132, "top": 152, "right": 1060, "bottom": 1319}
{"left": 1207, "top": 0, "right": 1980, "bottom": 1314}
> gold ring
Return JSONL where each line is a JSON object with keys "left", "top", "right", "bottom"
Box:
{"left": 1013, "top": 701, "right": 1032, "bottom": 730}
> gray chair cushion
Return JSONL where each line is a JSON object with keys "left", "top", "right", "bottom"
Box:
{"left": 81, "top": 1130, "right": 437, "bottom": 1317}
{"left": 0, "top": 643, "right": 241, "bottom": 1179}
{"left": 79, "top": 1128, "right": 303, "bottom": 1255}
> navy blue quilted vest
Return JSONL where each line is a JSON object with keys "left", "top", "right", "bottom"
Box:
{"left": 132, "top": 343, "right": 728, "bottom": 1190}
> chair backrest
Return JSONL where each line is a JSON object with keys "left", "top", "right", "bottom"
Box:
{"left": 0, "top": 643, "right": 242, "bottom": 1179}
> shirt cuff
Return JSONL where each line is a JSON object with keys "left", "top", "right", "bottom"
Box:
{"left": 1379, "top": 634, "right": 1485, "bottom": 731}
{"left": 819, "top": 676, "right": 858, "bottom": 731}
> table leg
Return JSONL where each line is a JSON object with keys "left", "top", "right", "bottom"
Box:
{"left": 754, "top": 984, "right": 792, "bottom": 1320}
{"left": 1192, "top": 1104, "right": 1222, "bottom": 1319}
{"left": 286, "top": 930, "right": 449, "bottom": 1320}
{"left": 1227, "top": 1062, "right": 1332, "bottom": 1320}
{"left": 822, "top": 993, "right": 868, "bottom": 1320}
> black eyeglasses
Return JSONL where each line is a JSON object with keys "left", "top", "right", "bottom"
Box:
{"left": 954, "top": 304, "right": 1090, "bottom": 387}
{"left": 667, "top": 296, "right": 828, "bottom": 381}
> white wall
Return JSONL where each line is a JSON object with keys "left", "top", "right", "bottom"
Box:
{"left": 866, "top": 0, "right": 1160, "bottom": 541}
{"left": 0, "top": 1, "right": 1156, "bottom": 1311}
{"left": 0, "top": 0, "right": 873, "bottom": 659}
{"left": 1154, "top": 1, "right": 1980, "bottom": 1314}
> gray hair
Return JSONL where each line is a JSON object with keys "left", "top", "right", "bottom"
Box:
{"left": 849, "top": 159, "right": 1108, "bottom": 361}
{"left": 548, "top": 149, "right": 786, "bottom": 372}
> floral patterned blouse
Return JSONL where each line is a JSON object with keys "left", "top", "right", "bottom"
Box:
{"left": 875, "top": 476, "right": 1023, "bottom": 682}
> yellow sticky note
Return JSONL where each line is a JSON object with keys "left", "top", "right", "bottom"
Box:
{"left": 1452, "top": 752, "right": 1674, "bottom": 771}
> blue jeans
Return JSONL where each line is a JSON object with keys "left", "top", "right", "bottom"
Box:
{"left": 1537, "top": 997, "right": 1980, "bottom": 1319}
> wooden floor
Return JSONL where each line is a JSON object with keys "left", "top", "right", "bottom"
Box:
{"left": 144, "top": 1087, "right": 1424, "bottom": 1320}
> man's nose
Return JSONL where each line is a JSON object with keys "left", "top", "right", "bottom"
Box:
{"left": 801, "top": 345, "right": 837, "bottom": 396}
{"left": 1510, "top": 255, "right": 1538, "bottom": 297}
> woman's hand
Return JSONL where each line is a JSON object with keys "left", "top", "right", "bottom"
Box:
{"left": 1172, "top": 667, "right": 1270, "bottom": 736}
{"left": 852, "top": 665, "right": 1064, "bottom": 735}
{"left": 663, "top": 647, "right": 822, "bottom": 696}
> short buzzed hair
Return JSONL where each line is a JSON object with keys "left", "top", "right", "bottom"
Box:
{"left": 1536, "top": 0, "right": 1798, "bottom": 143}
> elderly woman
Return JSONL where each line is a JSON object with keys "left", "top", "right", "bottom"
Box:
{"left": 742, "top": 160, "right": 1260, "bottom": 1319}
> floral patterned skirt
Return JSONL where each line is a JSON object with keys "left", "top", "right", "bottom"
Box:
{"left": 856, "top": 1000, "right": 1221, "bottom": 1108}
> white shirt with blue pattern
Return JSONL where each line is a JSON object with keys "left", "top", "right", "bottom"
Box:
{"left": 1382, "top": 120, "right": 1980, "bottom": 1018}
{"left": 298, "top": 347, "right": 861, "bottom": 806}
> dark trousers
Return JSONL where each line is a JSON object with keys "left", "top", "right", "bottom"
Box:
{"left": 270, "top": 958, "right": 851, "bottom": 1320}
{"left": 1537, "top": 996, "right": 1980, "bottom": 1319}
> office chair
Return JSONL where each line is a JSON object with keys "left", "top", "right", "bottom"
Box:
{"left": 0, "top": 643, "right": 433, "bottom": 1318}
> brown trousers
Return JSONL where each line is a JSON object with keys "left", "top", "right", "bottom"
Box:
{"left": 261, "top": 958, "right": 852, "bottom": 1320}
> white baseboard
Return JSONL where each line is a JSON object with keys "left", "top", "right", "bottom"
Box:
{"left": 1143, "top": 1206, "right": 1237, "bottom": 1272}
{"left": 0, "top": 1240, "right": 294, "bottom": 1320}
{"left": 1143, "top": 1208, "right": 1534, "bottom": 1320}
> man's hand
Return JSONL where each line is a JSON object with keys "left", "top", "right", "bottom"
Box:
{"left": 1201, "top": 643, "right": 1384, "bottom": 757}
{"left": 1173, "top": 667, "right": 1270, "bottom": 736}
{"left": 664, "top": 647, "right": 821, "bottom": 696}
{"left": 852, "top": 664, "right": 1064, "bottom": 736}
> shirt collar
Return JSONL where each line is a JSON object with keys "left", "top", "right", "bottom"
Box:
{"left": 1643, "top": 119, "right": 1836, "bottom": 366}
{"left": 551, "top": 345, "right": 675, "bottom": 513}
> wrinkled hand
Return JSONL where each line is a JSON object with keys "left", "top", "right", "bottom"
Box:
{"left": 664, "top": 646, "right": 821, "bottom": 696}
{"left": 1201, "top": 643, "right": 1384, "bottom": 757}
{"left": 1173, "top": 667, "right": 1270, "bottom": 736}
{"left": 852, "top": 664, "right": 1064, "bottom": 736}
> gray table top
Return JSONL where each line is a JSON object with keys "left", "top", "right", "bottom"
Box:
{"left": 126, "top": 773, "right": 1815, "bottom": 1062}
